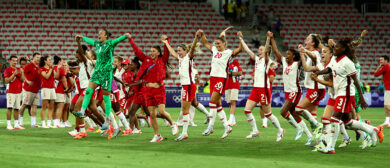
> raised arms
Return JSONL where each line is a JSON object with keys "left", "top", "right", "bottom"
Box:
{"left": 199, "top": 30, "right": 212, "bottom": 52}
{"left": 188, "top": 31, "right": 201, "bottom": 59}
{"left": 238, "top": 31, "right": 256, "bottom": 60}
{"left": 269, "top": 33, "right": 282, "bottom": 61}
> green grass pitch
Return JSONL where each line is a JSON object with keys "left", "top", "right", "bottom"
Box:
{"left": 0, "top": 107, "right": 389, "bottom": 168}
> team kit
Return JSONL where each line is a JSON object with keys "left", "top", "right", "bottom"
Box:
{"left": 4, "top": 28, "right": 387, "bottom": 154}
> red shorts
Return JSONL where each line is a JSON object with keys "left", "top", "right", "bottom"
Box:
{"left": 182, "top": 84, "right": 196, "bottom": 102}
{"left": 132, "top": 92, "right": 145, "bottom": 106}
{"left": 71, "top": 94, "right": 80, "bottom": 104}
{"left": 110, "top": 91, "right": 120, "bottom": 103}
{"left": 334, "top": 96, "right": 356, "bottom": 113}
{"left": 79, "top": 88, "right": 86, "bottom": 96}
{"left": 93, "top": 89, "right": 103, "bottom": 101}
{"left": 327, "top": 98, "right": 335, "bottom": 106}
{"left": 305, "top": 89, "right": 326, "bottom": 105}
{"left": 248, "top": 88, "right": 271, "bottom": 105}
{"left": 210, "top": 77, "right": 227, "bottom": 96}
{"left": 285, "top": 92, "right": 302, "bottom": 105}
{"left": 144, "top": 86, "right": 166, "bottom": 107}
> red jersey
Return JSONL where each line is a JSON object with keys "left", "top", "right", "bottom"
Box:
{"left": 129, "top": 38, "right": 169, "bottom": 84}
{"left": 226, "top": 59, "right": 242, "bottom": 89}
{"left": 54, "top": 66, "right": 67, "bottom": 94}
{"left": 40, "top": 66, "right": 55, "bottom": 88}
{"left": 4, "top": 67, "right": 23, "bottom": 94}
{"left": 23, "top": 62, "right": 42, "bottom": 93}
{"left": 374, "top": 64, "right": 390, "bottom": 90}
{"left": 121, "top": 70, "right": 135, "bottom": 97}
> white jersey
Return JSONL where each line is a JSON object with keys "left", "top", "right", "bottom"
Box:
{"left": 282, "top": 57, "right": 301, "bottom": 92}
{"left": 79, "top": 60, "right": 95, "bottom": 89}
{"left": 304, "top": 50, "right": 326, "bottom": 89}
{"left": 178, "top": 54, "right": 196, "bottom": 85}
{"left": 331, "top": 55, "right": 357, "bottom": 97}
{"left": 253, "top": 56, "right": 272, "bottom": 88}
{"left": 210, "top": 46, "right": 233, "bottom": 78}
{"left": 325, "top": 56, "right": 336, "bottom": 99}
{"left": 114, "top": 68, "right": 125, "bottom": 99}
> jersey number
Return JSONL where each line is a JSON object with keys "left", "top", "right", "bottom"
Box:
{"left": 337, "top": 98, "right": 344, "bottom": 109}
{"left": 214, "top": 53, "right": 222, "bottom": 59}
{"left": 310, "top": 91, "right": 318, "bottom": 99}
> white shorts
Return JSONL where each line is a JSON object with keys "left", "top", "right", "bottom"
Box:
{"left": 225, "top": 89, "right": 239, "bottom": 102}
{"left": 55, "top": 93, "right": 65, "bottom": 103}
{"left": 65, "top": 93, "right": 71, "bottom": 104}
{"left": 22, "top": 90, "right": 40, "bottom": 106}
{"left": 7, "top": 93, "right": 22, "bottom": 109}
{"left": 385, "top": 91, "right": 390, "bottom": 106}
{"left": 41, "top": 88, "right": 56, "bottom": 100}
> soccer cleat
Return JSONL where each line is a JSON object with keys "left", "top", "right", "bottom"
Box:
{"left": 204, "top": 117, "right": 210, "bottom": 124}
{"left": 133, "top": 128, "right": 142, "bottom": 134}
{"left": 380, "top": 122, "right": 389, "bottom": 127}
{"left": 94, "top": 128, "right": 102, "bottom": 133}
{"left": 313, "top": 142, "right": 326, "bottom": 152}
{"left": 122, "top": 129, "right": 133, "bottom": 135}
{"left": 113, "top": 128, "right": 121, "bottom": 138}
{"left": 171, "top": 122, "right": 179, "bottom": 136}
{"left": 276, "top": 129, "right": 285, "bottom": 142}
{"left": 6, "top": 125, "right": 13, "bottom": 130}
{"left": 107, "top": 129, "right": 113, "bottom": 140}
{"left": 261, "top": 124, "right": 268, "bottom": 128}
{"left": 313, "top": 124, "right": 323, "bottom": 139}
{"left": 189, "top": 121, "right": 197, "bottom": 127}
{"left": 221, "top": 126, "right": 233, "bottom": 139}
{"left": 31, "top": 124, "right": 39, "bottom": 128}
{"left": 14, "top": 125, "right": 25, "bottom": 130}
{"left": 41, "top": 125, "right": 49, "bottom": 128}
{"left": 101, "top": 117, "right": 111, "bottom": 132}
{"left": 74, "top": 132, "right": 87, "bottom": 139}
{"left": 150, "top": 134, "right": 163, "bottom": 143}
{"left": 305, "top": 137, "right": 315, "bottom": 145}
{"left": 164, "top": 119, "right": 170, "bottom": 127}
{"left": 229, "top": 120, "right": 236, "bottom": 127}
{"left": 64, "top": 121, "right": 73, "bottom": 127}
{"left": 295, "top": 129, "right": 304, "bottom": 140}
{"left": 56, "top": 124, "right": 65, "bottom": 128}
{"left": 68, "top": 130, "right": 79, "bottom": 137}
{"left": 175, "top": 133, "right": 189, "bottom": 141}
{"left": 246, "top": 131, "right": 260, "bottom": 139}
{"left": 49, "top": 125, "right": 57, "bottom": 128}
{"left": 361, "top": 136, "right": 372, "bottom": 149}
{"left": 321, "top": 147, "right": 335, "bottom": 154}
{"left": 86, "top": 128, "right": 94, "bottom": 132}
{"left": 376, "top": 126, "right": 384, "bottom": 143}
{"left": 338, "top": 137, "right": 351, "bottom": 148}
{"left": 202, "top": 127, "right": 214, "bottom": 136}
{"left": 73, "top": 111, "right": 85, "bottom": 118}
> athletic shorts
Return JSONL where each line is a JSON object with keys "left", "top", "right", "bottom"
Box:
{"left": 22, "top": 90, "right": 40, "bottom": 106}
{"left": 144, "top": 86, "right": 166, "bottom": 107}
{"left": 55, "top": 93, "right": 65, "bottom": 103}
{"left": 72, "top": 94, "right": 80, "bottom": 104}
{"left": 110, "top": 91, "right": 120, "bottom": 103}
{"left": 248, "top": 87, "right": 271, "bottom": 105}
{"left": 225, "top": 89, "right": 239, "bottom": 102}
{"left": 182, "top": 84, "right": 196, "bottom": 102}
{"left": 285, "top": 92, "right": 302, "bottom": 105}
{"left": 65, "top": 93, "right": 71, "bottom": 104}
{"left": 305, "top": 89, "right": 326, "bottom": 105}
{"left": 120, "top": 98, "right": 131, "bottom": 115}
{"left": 133, "top": 92, "right": 146, "bottom": 106}
{"left": 41, "top": 88, "right": 56, "bottom": 100}
{"left": 210, "top": 77, "right": 227, "bottom": 96}
{"left": 6, "top": 93, "right": 21, "bottom": 109}
{"left": 327, "top": 98, "right": 335, "bottom": 106}
{"left": 334, "top": 96, "right": 356, "bottom": 113}
{"left": 93, "top": 89, "right": 103, "bottom": 101}
{"left": 80, "top": 88, "right": 86, "bottom": 96}
{"left": 385, "top": 90, "right": 390, "bottom": 106}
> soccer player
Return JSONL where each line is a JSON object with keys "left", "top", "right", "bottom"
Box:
{"left": 53, "top": 56, "right": 68, "bottom": 128}
{"left": 39, "top": 56, "right": 57, "bottom": 128}
{"left": 163, "top": 30, "right": 207, "bottom": 141}
{"left": 4, "top": 55, "right": 25, "bottom": 130}
{"left": 199, "top": 29, "right": 242, "bottom": 139}
{"left": 269, "top": 33, "right": 305, "bottom": 141}
{"left": 19, "top": 53, "right": 42, "bottom": 128}
{"left": 73, "top": 29, "right": 129, "bottom": 132}
{"left": 374, "top": 55, "right": 390, "bottom": 127}
{"left": 315, "top": 38, "right": 384, "bottom": 154}
{"left": 225, "top": 58, "right": 242, "bottom": 127}
{"left": 62, "top": 62, "right": 74, "bottom": 127}
{"left": 128, "top": 33, "right": 179, "bottom": 142}
{"left": 238, "top": 31, "right": 284, "bottom": 141}
{"left": 261, "top": 62, "right": 276, "bottom": 128}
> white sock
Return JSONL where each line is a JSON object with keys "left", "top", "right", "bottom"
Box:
{"left": 330, "top": 118, "right": 340, "bottom": 149}
{"left": 80, "top": 124, "right": 86, "bottom": 133}
{"left": 217, "top": 106, "right": 229, "bottom": 128}
{"left": 321, "top": 118, "right": 331, "bottom": 143}
{"left": 47, "top": 120, "right": 51, "bottom": 126}
{"left": 182, "top": 113, "right": 189, "bottom": 135}
{"left": 229, "top": 114, "right": 235, "bottom": 122}
{"left": 7, "top": 120, "right": 11, "bottom": 126}
{"left": 195, "top": 103, "right": 209, "bottom": 116}
{"left": 110, "top": 113, "right": 119, "bottom": 129}
{"left": 31, "top": 116, "right": 36, "bottom": 126}
{"left": 347, "top": 119, "right": 375, "bottom": 135}
{"left": 296, "top": 107, "right": 319, "bottom": 127}
{"left": 339, "top": 122, "right": 349, "bottom": 140}
{"left": 262, "top": 117, "right": 267, "bottom": 125}
{"left": 385, "top": 116, "right": 390, "bottom": 123}
{"left": 245, "top": 110, "right": 258, "bottom": 132}
{"left": 265, "top": 112, "right": 283, "bottom": 131}
{"left": 54, "top": 119, "right": 60, "bottom": 126}
{"left": 208, "top": 102, "right": 217, "bottom": 128}
{"left": 97, "top": 106, "right": 105, "bottom": 115}
{"left": 84, "top": 117, "right": 93, "bottom": 128}
{"left": 14, "top": 120, "right": 19, "bottom": 127}
{"left": 117, "top": 112, "right": 130, "bottom": 130}
{"left": 285, "top": 113, "right": 301, "bottom": 129}
{"left": 189, "top": 106, "right": 195, "bottom": 123}
{"left": 299, "top": 120, "right": 312, "bottom": 138}
{"left": 19, "top": 116, "right": 23, "bottom": 124}
{"left": 42, "top": 120, "right": 46, "bottom": 126}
